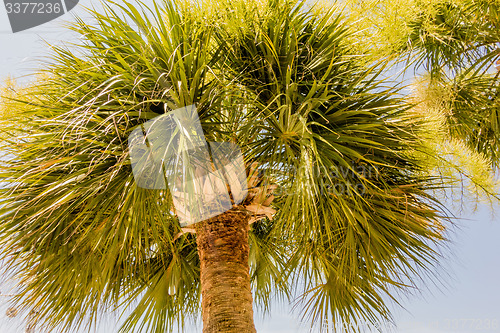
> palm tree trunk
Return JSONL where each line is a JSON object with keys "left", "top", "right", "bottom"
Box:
{"left": 195, "top": 208, "right": 256, "bottom": 333}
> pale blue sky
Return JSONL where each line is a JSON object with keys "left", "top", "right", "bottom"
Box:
{"left": 0, "top": 1, "right": 499, "bottom": 332}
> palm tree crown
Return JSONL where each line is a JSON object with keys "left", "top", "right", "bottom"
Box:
{"left": 0, "top": 0, "right": 497, "bottom": 332}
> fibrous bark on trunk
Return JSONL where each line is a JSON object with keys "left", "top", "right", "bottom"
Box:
{"left": 195, "top": 208, "right": 256, "bottom": 333}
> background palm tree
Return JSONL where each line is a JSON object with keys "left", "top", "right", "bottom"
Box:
{"left": 0, "top": 0, "right": 498, "bottom": 332}
{"left": 348, "top": 0, "right": 500, "bottom": 193}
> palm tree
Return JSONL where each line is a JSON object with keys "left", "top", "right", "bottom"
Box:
{"left": 403, "top": 0, "right": 500, "bottom": 174}
{"left": 347, "top": 0, "right": 500, "bottom": 186}
{"left": 0, "top": 0, "right": 496, "bottom": 332}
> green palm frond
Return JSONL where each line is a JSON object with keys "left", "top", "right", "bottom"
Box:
{"left": 0, "top": 1, "right": 218, "bottom": 331}
{"left": 211, "top": 0, "right": 449, "bottom": 329}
